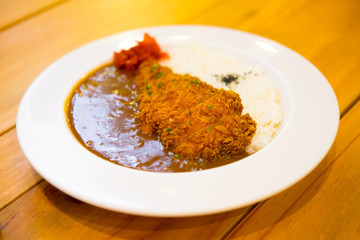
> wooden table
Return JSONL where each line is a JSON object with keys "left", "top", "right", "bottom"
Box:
{"left": 1, "top": 0, "right": 359, "bottom": 239}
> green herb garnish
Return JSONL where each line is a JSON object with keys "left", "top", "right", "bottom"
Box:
{"left": 155, "top": 72, "right": 164, "bottom": 79}
{"left": 150, "top": 64, "right": 159, "bottom": 71}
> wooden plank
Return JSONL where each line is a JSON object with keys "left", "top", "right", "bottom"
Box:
{"left": 0, "top": 128, "right": 42, "bottom": 209}
{"left": 0, "top": 0, "right": 219, "bottom": 134}
{"left": 0, "top": 180, "right": 249, "bottom": 239}
{"left": 262, "top": 131, "right": 360, "bottom": 239}
{"left": 0, "top": 0, "right": 65, "bottom": 30}
{"left": 226, "top": 100, "right": 360, "bottom": 239}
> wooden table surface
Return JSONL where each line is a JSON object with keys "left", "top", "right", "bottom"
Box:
{"left": 1, "top": 0, "right": 359, "bottom": 239}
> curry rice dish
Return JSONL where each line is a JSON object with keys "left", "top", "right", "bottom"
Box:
{"left": 66, "top": 35, "right": 283, "bottom": 172}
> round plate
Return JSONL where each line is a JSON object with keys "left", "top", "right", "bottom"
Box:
{"left": 17, "top": 25, "right": 339, "bottom": 217}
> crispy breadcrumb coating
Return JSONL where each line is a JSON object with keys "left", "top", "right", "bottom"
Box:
{"left": 135, "top": 60, "right": 256, "bottom": 161}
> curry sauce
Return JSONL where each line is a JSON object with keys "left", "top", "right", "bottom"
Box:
{"left": 66, "top": 64, "right": 249, "bottom": 172}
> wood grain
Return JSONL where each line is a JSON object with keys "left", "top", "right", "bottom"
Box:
{"left": 0, "top": 128, "right": 42, "bottom": 209}
{"left": 226, "top": 101, "right": 360, "bottom": 239}
{"left": 0, "top": 0, "right": 66, "bottom": 30}
{"left": 0, "top": 180, "right": 248, "bottom": 240}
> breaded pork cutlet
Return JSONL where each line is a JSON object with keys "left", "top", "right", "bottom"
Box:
{"left": 135, "top": 60, "right": 256, "bottom": 161}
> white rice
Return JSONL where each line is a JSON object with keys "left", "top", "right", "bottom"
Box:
{"left": 161, "top": 42, "right": 284, "bottom": 154}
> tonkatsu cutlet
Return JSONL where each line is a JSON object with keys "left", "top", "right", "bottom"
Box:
{"left": 135, "top": 60, "right": 256, "bottom": 160}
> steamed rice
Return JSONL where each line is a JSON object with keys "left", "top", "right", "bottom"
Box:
{"left": 161, "top": 42, "right": 284, "bottom": 154}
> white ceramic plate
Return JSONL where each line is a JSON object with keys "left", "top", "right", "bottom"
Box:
{"left": 17, "top": 25, "right": 339, "bottom": 217}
